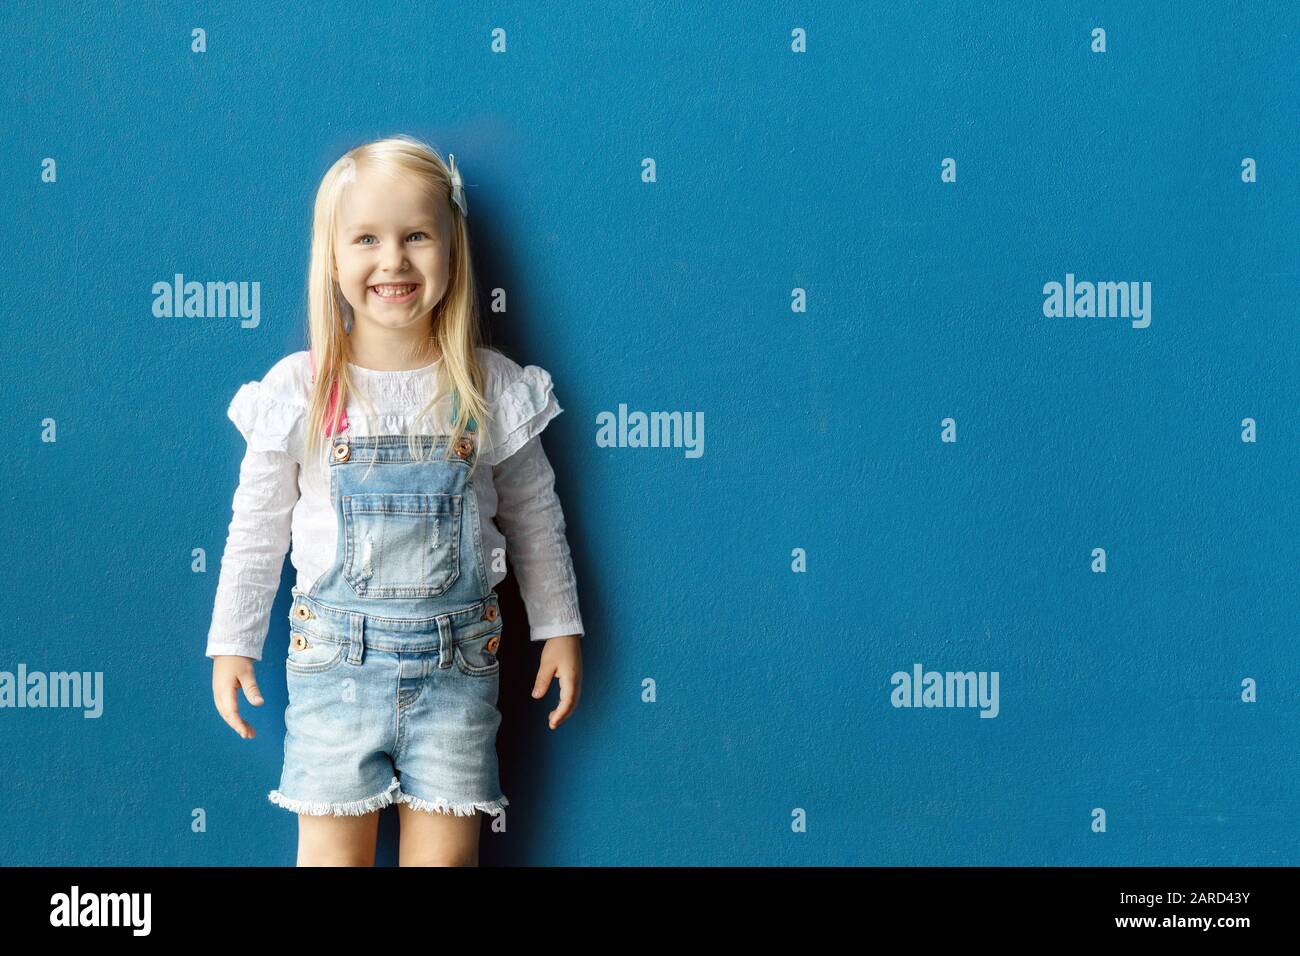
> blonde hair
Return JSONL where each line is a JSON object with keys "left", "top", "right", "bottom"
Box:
{"left": 302, "top": 134, "right": 490, "bottom": 479}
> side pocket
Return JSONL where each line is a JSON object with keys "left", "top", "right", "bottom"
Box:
{"left": 454, "top": 628, "right": 503, "bottom": 677}
{"left": 286, "top": 626, "right": 346, "bottom": 675}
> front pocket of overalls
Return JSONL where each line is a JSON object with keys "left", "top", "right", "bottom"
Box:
{"left": 286, "top": 627, "right": 346, "bottom": 674}
{"left": 454, "top": 628, "right": 503, "bottom": 677}
{"left": 341, "top": 493, "right": 462, "bottom": 598}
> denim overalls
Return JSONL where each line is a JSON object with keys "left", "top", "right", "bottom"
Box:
{"left": 268, "top": 396, "right": 509, "bottom": 818}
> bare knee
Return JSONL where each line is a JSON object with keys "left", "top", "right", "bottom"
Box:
{"left": 298, "top": 850, "right": 376, "bottom": 866}
{"left": 297, "top": 811, "right": 380, "bottom": 866}
{"left": 396, "top": 802, "right": 481, "bottom": 866}
{"left": 400, "top": 848, "right": 478, "bottom": 867}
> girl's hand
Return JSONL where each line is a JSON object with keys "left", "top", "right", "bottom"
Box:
{"left": 531, "top": 635, "right": 582, "bottom": 730}
{"left": 212, "top": 655, "right": 264, "bottom": 739}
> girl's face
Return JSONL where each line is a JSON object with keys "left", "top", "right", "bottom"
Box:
{"left": 333, "top": 166, "right": 451, "bottom": 340}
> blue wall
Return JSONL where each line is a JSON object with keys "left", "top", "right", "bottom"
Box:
{"left": 1, "top": 0, "right": 1295, "bottom": 865}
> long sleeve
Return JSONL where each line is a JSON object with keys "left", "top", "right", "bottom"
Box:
{"left": 205, "top": 444, "right": 300, "bottom": 660}
{"left": 491, "top": 433, "right": 585, "bottom": 641}
{"left": 205, "top": 363, "right": 309, "bottom": 662}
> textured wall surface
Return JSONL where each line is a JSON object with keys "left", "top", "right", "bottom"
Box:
{"left": 1, "top": 1, "right": 1295, "bottom": 865}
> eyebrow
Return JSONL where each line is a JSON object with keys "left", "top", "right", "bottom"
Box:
{"left": 343, "top": 220, "right": 438, "bottom": 233}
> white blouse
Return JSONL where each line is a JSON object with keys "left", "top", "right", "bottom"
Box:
{"left": 205, "top": 346, "right": 584, "bottom": 661}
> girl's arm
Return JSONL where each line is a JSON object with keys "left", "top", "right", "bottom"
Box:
{"left": 490, "top": 433, "right": 584, "bottom": 641}
{"left": 206, "top": 359, "right": 307, "bottom": 659}
{"left": 206, "top": 420, "right": 301, "bottom": 661}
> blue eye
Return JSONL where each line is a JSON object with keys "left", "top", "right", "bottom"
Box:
{"left": 356, "top": 232, "right": 428, "bottom": 244}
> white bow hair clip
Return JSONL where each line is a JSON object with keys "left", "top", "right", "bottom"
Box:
{"left": 338, "top": 156, "right": 358, "bottom": 185}
{"left": 448, "top": 153, "right": 468, "bottom": 219}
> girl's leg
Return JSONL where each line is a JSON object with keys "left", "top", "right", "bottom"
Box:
{"left": 297, "top": 812, "right": 381, "bottom": 866}
{"left": 396, "top": 802, "right": 482, "bottom": 866}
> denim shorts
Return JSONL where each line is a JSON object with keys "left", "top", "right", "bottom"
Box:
{"left": 267, "top": 588, "right": 508, "bottom": 817}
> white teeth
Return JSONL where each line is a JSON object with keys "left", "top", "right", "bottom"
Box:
{"left": 373, "top": 284, "right": 417, "bottom": 298}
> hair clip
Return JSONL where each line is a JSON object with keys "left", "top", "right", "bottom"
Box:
{"left": 448, "top": 153, "right": 468, "bottom": 219}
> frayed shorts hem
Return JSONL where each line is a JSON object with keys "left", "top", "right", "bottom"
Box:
{"left": 397, "top": 791, "right": 509, "bottom": 817}
{"left": 268, "top": 776, "right": 402, "bottom": 816}
{"left": 268, "top": 777, "right": 508, "bottom": 818}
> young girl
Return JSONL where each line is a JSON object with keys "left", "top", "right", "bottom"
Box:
{"left": 206, "top": 135, "right": 584, "bottom": 867}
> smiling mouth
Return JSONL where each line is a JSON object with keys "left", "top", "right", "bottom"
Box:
{"left": 369, "top": 283, "right": 420, "bottom": 300}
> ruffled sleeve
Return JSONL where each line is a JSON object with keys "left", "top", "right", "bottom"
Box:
{"left": 226, "top": 353, "right": 310, "bottom": 461}
{"left": 478, "top": 349, "right": 564, "bottom": 467}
